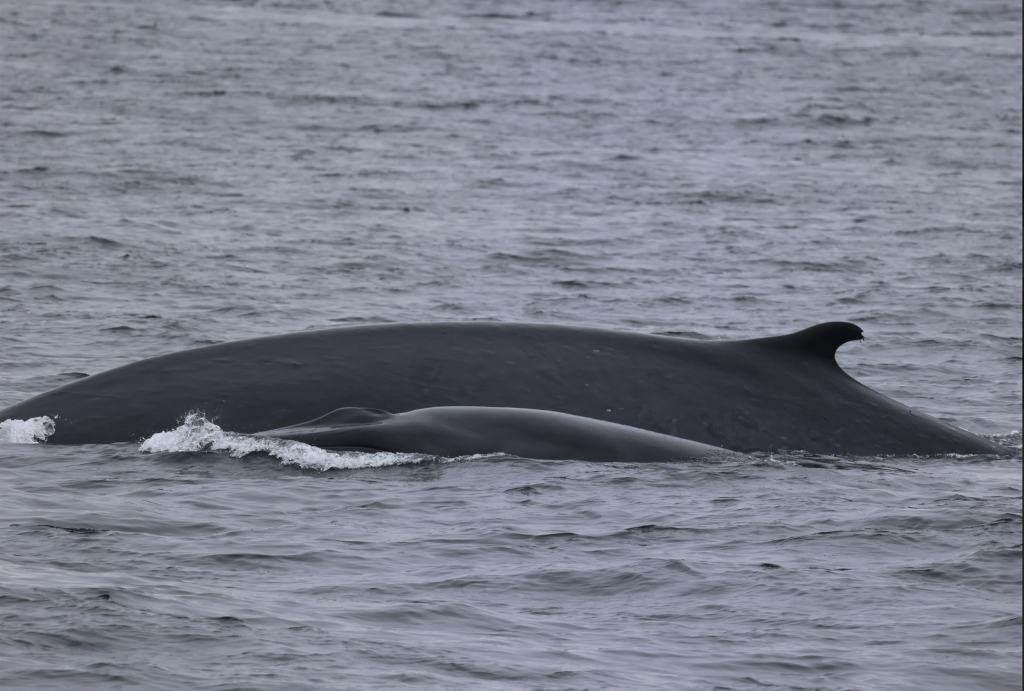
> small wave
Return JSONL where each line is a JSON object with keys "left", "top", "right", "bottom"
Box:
{"left": 990, "top": 430, "right": 1022, "bottom": 451}
{"left": 0, "top": 416, "right": 56, "bottom": 444}
{"left": 139, "top": 413, "right": 433, "bottom": 471}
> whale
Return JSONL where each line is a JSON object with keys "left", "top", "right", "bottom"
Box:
{"left": 255, "top": 406, "right": 745, "bottom": 463}
{"left": 0, "top": 321, "right": 1005, "bottom": 455}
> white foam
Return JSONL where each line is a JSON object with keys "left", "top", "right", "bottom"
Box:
{"left": 139, "top": 412, "right": 435, "bottom": 470}
{"left": 0, "top": 416, "right": 56, "bottom": 444}
{"left": 990, "top": 430, "right": 1021, "bottom": 451}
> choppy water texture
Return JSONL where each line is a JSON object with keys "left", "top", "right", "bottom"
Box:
{"left": 0, "top": 1, "right": 1021, "bottom": 689}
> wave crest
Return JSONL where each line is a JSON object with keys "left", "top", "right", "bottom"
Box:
{"left": 0, "top": 416, "right": 56, "bottom": 444}
{"left": 139, "top": 412, "right": 434, "bottom": 470}
{"left": 990, "top": 430, "right": 1021, "bottom": 451}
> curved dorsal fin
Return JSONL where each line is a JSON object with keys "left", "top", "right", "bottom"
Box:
{"left": 750, "top": 322, "right": 864, "bottom": 361}
{"left": 283, "top": 407, "right": 394, "bottom": 430}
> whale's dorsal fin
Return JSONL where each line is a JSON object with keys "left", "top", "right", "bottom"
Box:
{"left": 307, "top": 407, "right": 393, "bottom": 425}
{"left": 750, "top": 322, "right": 864, "bottom": 362}
{"left": 286, "top": 407, "right": 394, "bottom": 429}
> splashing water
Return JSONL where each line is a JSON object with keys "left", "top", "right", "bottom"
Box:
{"left": 139, "top": 412, "right": 435, "bottom": 471}
{"left": 991, "top": 430, "right": 1022, "bottom": 451}
{"left": 0, "top": 416, "right": 56, "bottom": 444}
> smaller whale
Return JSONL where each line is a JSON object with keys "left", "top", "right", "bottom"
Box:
{"left": 255, "top": 406, "right": 745, "bottom": 463}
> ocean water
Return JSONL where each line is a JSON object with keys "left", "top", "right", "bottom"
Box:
{"left": 0, "top": 1, "right": 1020, "bottom": 689}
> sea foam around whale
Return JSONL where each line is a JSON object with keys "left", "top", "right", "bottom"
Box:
{"left": 138, "top": 412, "right": 456, "bottom": 471}
{"left": 0, "top": 416, "right": 55, "bottom": 444}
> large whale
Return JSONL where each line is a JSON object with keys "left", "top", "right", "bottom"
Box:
{"left": 0, "top": 321, "right": 1004, "bottom": 455}
{"left": 255, "top": 406, "right": 744, "bottom": 463}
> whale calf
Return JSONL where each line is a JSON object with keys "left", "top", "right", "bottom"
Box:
{"left": 0, "top": 321, "right": 1004, "bottom": 455}
{"left": 255, "top": 406, "right": 745, "bottom": 463}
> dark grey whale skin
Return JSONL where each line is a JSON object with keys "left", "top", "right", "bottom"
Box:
{"left": 255, "top": 406, "right": 744, "bottom": 463}
{"left": 0, "top": 321, "right": 1004, "bottom": 455}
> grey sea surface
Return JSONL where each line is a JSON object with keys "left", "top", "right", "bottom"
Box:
{"left": 0, "top": 1, "right": 1020, "bottom": 689}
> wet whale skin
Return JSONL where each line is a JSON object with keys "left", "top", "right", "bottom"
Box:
{"left": 255, "top": 405, "right": 746, "bottom": 463}
{"left": 0, "top": 321, "right": 1004, "bottom": 455}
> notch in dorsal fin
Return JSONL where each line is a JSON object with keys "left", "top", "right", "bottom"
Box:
{"left": 751, "top": 322, "right": 864, "bottom": 361}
